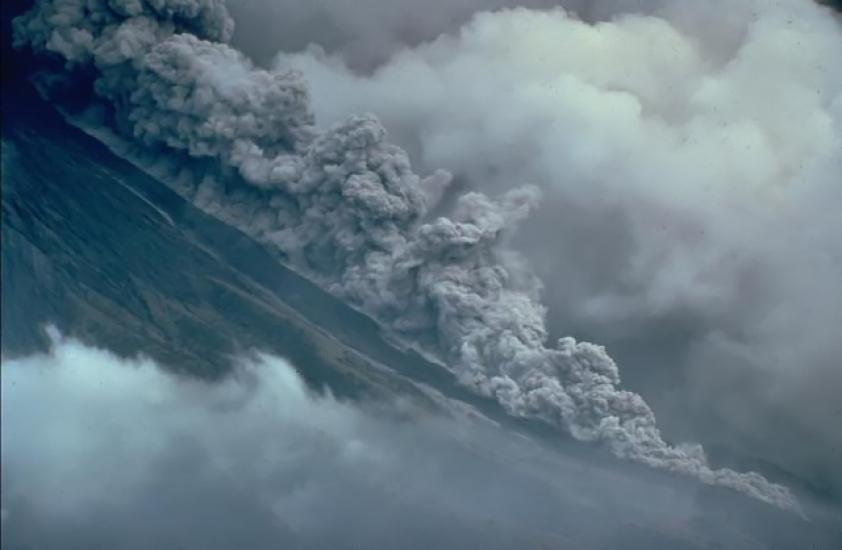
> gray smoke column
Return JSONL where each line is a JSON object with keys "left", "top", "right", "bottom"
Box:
{"left": 14, "top": 0, "right": 797, "bottom": 510}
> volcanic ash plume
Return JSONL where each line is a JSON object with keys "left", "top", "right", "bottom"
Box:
{"left": 13, "top": 0, "right": 799, "bottom": 510}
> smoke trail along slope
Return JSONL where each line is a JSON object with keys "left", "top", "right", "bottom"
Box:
{"left": 12, "top": 0, "right": 798, "bottom": 510}
{"left": 275, "top": 1, "right": 842, "bottom": 494}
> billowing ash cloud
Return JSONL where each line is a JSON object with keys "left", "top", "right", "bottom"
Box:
{"left": 274, "top": 0, "right": 842, "bottom": 497}
{"left": 13, "top": 0, "right": 802, "bottom": 510}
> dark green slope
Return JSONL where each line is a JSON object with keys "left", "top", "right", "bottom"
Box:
{"left": 1, "top": 83, "right": 422, "bottom": 401}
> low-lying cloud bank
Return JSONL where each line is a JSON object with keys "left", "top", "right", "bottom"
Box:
{"left": 1, "top": 332, "right": 760, "bottom": 549}
{"left": 13, "top": 0, "right": 838, "bottom": 511}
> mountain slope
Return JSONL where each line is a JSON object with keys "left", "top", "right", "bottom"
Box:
{"left": 2, "top": 77, "right": 839, "bottom": 549}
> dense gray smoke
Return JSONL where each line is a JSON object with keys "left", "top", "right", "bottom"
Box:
{"left": 13, "top": 0, "right": 804, "bottom": 510}
{"left": 276, "top": 0, "right": 842, "bottom": 497}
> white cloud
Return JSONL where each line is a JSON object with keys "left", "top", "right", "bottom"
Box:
{"left": 0, "top": 332, "right": 734, "bottom": 548}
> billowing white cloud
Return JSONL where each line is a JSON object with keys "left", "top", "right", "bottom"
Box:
{"left": 2, "top": 332, "right": 767, "bottom": 549}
